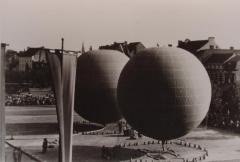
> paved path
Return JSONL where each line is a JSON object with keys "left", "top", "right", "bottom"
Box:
{"left": 181, "top": 128, "right": 240, "bottom": 162}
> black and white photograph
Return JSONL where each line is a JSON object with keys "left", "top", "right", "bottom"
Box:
{"left": 1, "top": 0, "right": 240, "bottom": 161}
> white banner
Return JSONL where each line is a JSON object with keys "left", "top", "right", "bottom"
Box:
{"left": 46, "top": 50, "right": 77, "bottom": 162}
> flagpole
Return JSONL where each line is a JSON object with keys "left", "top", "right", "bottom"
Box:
{"left": 0, "top": 43, "right": 8, "bottom": 162}
{"left": 60, "top": 38, "right": 64, "bottom": 162}
{"left": 61, "top": 38, "right": 64, "bottom": 55}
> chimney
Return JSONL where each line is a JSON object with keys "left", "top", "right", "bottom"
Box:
{"left": 208, "top": 37, "right": 215, "bottom": 42}
{"left": 208, "top": 37, "right": 216, "bottom": 49}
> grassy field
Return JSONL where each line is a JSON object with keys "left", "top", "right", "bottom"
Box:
{"left": 5, "top": 105, "right": 86, "bottom": 135}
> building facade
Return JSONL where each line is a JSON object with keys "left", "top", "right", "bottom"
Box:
{"left": 178, "top": 37, "right": 240, "bottom": 85}
{"left": 204, "top": 53, "right": 240, "bottom": 84}
{"left": 18, "top": 55, "right": 32, "bottom": 72}
{"left": 17, "top": 47, "right": 47, "bottom": 72}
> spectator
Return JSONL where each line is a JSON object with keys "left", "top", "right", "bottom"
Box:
{"left": 5, "top": 92, "right": 56, "bottom": 106}
{"left": 42, "top": 138, "right": 48, "bottom": 153}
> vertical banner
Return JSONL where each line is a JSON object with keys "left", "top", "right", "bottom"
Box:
{"left": 0, "top": 43, "right": 6, "bottom": 162}
{"left": 46, "top": 50, "right": 77, "bottom": 162}
{"left": 62, "top": 53, "right": 77, "bottom": 162}
{"left": 46, "top": 50, "right": 65, "bottom": 162}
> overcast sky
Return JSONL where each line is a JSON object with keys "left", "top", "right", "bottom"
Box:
{"left": 2, "top": 0, "right": 240, "bottom": 51}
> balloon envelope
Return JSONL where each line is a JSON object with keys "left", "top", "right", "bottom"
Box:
{"left": 74, "top": 50, "right": 129, "bottom": 124}
{"left": 117, "top": 47, "right": 211, "bottom": 140}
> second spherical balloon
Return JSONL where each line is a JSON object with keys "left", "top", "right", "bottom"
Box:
{"left": 74, "top": 50, "right": 129, "bottom": 125}
{"left": 117, "top": 47, "right": 211, "bottom": 140}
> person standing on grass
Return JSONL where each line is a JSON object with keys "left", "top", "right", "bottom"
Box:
{"left": 42, "top": 138, "right": 48, "bottom": 153}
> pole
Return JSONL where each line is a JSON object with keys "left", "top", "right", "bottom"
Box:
{"left": 61, "top": 38, "right": 64, "bottom": 55}
{"left": 59, "top": 38, "right": 64, "bottom": 162}
{"left": 0, "top": 43, "right": 7, "bottom": 162}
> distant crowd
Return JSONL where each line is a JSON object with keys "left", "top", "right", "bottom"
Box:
{"left": 203, "top": 83, "right": 240, "bottom": 132}
{"left": 206, "top": 111, "right": 240, "bottom": 131}
{"left": 5, "top": 93, "right": 56, "bottom": 106}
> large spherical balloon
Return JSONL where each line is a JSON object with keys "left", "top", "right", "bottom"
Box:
{"left": 117, "top": 47, "right": 211, "bottom": 140}
{"left": 74, "top": 50, "right": 129, "bottom": 125}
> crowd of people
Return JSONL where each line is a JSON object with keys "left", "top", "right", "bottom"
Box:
{"left": 203, "top": 83, "right": 240, "bottom": 132}
{"left": 206, "top": 111, "right": 240, "bottom": 131}
{"left": 5, "top": 93, "right": 56, "bottom": 106}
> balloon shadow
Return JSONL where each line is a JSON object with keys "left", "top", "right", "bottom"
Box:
{"left": 72, "top": 145, "right": 145, "bottom": 162}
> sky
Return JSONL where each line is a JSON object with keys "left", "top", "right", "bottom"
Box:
{"left": 2, "top": 0, "right": 240, "bottom": 51}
